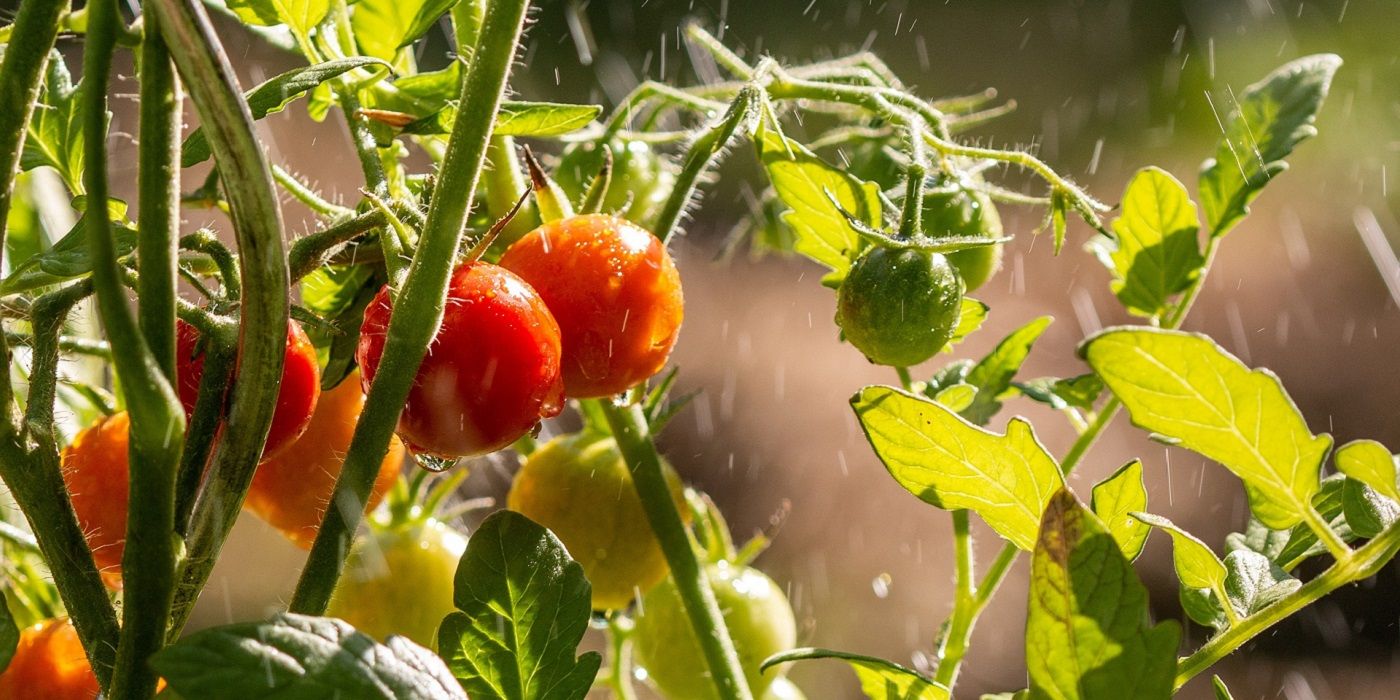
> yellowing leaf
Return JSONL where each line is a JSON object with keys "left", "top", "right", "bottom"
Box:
{"left": 1105, "top": 167, "right": 1203, "bottom": 319}
{"left": 1334, "top": 440, "right": 1399, "bottom": 504}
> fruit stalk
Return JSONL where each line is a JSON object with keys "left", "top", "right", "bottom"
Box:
{"left": 151, "top": 0, "right": 289, "bottom": 637}
{"left": 290, "top": 0, "right": 533, "bottom": 615}
{"left": 599, "top": 399, "right": 754, "bottom": 700}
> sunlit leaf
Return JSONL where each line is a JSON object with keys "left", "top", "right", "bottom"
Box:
{"left": 1090, "top": 460, "right": 1149, "bottom": 561}
{"left": 1199, "top": 54, "right": 1341, "bottom": 237}
{"left": 852, "top": 386, "right": 1063, "bottom": 551}
{"left": 1012, "top": 375, "right": 1103, "bottom": 412}
{"left": 960, "top": 316, "right": 1051, "bottom": 425}
{"left": 945, "top": 297, "right": 988, "bottom": 351}
{"left": 1334, "top": 440, "right": 1399, "bottom": 504}
{"left": 403, "top": 101, "right": 602, "bottom": 139}
{"left": 1082, "top": 328, "right": 1329, "bottom": 530}
{"left": 1132, "top": 511, "right": 1226, "bottom": 591}
{"left": 0, "top": 214, "right": 137, "bottom": 295}
{"left": 764, "top": 648, "right": 948, "bottom": 700}
{"left": 352, "top": 0, "right": 456, "bottom": 60}
{"left": 1026, "top": 490, "right": 1179, "bottom": 700}
{"left": 1100, "top": 167, "right": 1204, "bottom": 319}
{"left": 226, "top": 0, "right": 330, "bottom": 40}
{"left": 21, "top": 52, "right": 89, "bottom": 194}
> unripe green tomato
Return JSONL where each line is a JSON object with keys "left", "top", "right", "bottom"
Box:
{"left": 763, "top": 677, "right": 806, "bottom": 700}
{"left": 507, "top": 432, "right": 686, "bottom": 610}
{"left": 325, "top": 517, "right": 467, "bottom": 648}
{"left": 922, "top": 186, "right": 1003, "bottom": 292}
{"left": 835, "top": 247, "right": 963, "bottom": 367}
{"left": 555, "top": 138, "right": 676, "bottom": 228}
{"left": 633, "top": 561, "right": 798, "bottom": 700}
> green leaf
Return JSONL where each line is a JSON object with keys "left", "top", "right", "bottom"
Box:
{"left": 0, "top": 215, "right": 137, "bottom": 294}
{"left": 1212, "top": 676, "right": 1235, "bottom": 700}
{"left": 1245, "top": 474, "right": 1351, "bottom": 570}
{"left": 437, "top": 511, "right": 601, "bottom": 700}
{"left": 933, "top": 383, "right": 977, "bottom": 413}
{"left": 1012, "top": 375, "right": 1104, "bottom": 412}
{"left": 1341, "top": 478, "right": 1400, "bottom": 539}
{"left": 1081, "top": 328, "right": 1330, "bottom": 530}
{"left": 226, "top": 0, "right": 330, "bottom": 39}
{"left": 1199, "top": 55, "right": 1341, "bottom": 237}
{"left": 960, "top": 316, "right": 1052, "bottom": 425}
{"left": 1132, "top": 511, "right": 1226, "bottom": 591}
{"left": 0, "top": 590, "right": 17, "bottom": 674}
{"left": 851, "top": 385, "right": 1064, "bottom": 551}
{"left": 757, "top": 128, "right": 880, "bottom": 285}
{"left": 352, "top": 0, "right": 454, "bottom": 60}
{"left": 1026, "top": 490, "right": 1179, "bottom": 700}
{"left": 21, "top": 52, "right": 88, "bottom": 193}
{"left": 302, "top": 264, "right": 381, "bottom": 389}
{"left": 1090, "top": 461, "right": 1150, "bottom": 561}
{"left": 763, "top": 648, "right": 948, "bottom": 700}
{"left": 403, "top": 101, "right": 602, "bottom": 139}
{"left": 183, "top": 58, "right": 389, "bottom": 167}
{"left": 150, "top": 613, "right": 464, "bottom": 699}
{"left": 1222, "top": 550, "right": 1300, "bottom": 616}
{"left": 1101, "top": 167, "right": 1204, "bottom": 319}
{"left": 1334, "top": 440, "right": 1399, "bottom": 504}
{"left": 946, "top": 297, "right": 989, "bottom": 350}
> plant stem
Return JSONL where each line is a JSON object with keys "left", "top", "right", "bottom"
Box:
{"left": 335, "top": 87, "right": 389, "bottom": 198}
{"left": 290, "top": 0, "right": 532, "bottom": 615}
{"left": 152, "top": 0, "right": 289, "bottom": 638}
{"left": 932, "top": 509, "right": 975, "bottom": 687}
{"left": 605, "top": 614, "right": 639, "bottom": 700}
{"left": 138, "top": 12, "right": 183, "bottom": 382}
{"left": 1175, "top": 520, "right": 1400, "bottom": 689}
{"left": 84, "top": 2, "right": 189, "bottom": 695}
{"left": 287, "top": 209, "right": 387, "bottom": 281}
{"left": 653, "top": 85, "right": 760, "bottom": 244}
{"left": 599, "top": 399, "right": 753, "bottom": 700}
{"left": 272, "top": 164, "right": 352, "bottom": 218}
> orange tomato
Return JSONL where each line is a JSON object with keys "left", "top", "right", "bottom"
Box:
{"left": 60, "top": 412, "right": 131, "bottom": 589}
{"left": 0, "top": 619, "right": 100, "bottom": 699}
{"left": 246, "top": 371, "right": 405, "bottom": 549}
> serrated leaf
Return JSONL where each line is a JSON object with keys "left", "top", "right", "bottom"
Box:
{"left": 1334, "top": 440, "right": 1399, "bottom": 504}
{"left": 437, "top": 511, "right": 601, "bottom": 700}
{"left": 352, "top": 0, "right": 453, "bottom": 60}
{"left": 1082, "top": 328, "right": 1329, "bottom": 530}
{"left": 183, "top": 58, "right": 389, "bottom": 167}
{"left": 1103, "top": 167, "right": 1204, "bottom": 319}
{"left": 1026, "top": 490, "right": 1179, "bottom": 700}
{"left": 1199, "top": 55, "right": 1341, "bottom": 237}
{"left": 21, "top": 52, "right": 88, "bottom": 193}
{"left": 1, "top": 214, "right": 137, "bottom": 294}
{"left": 960, "top": 316, "right": 1051, "bottom": 425}
{"left": 1091, "top": 461, "right": 1149, "bottom": 561}
{"left": 1341, "top": 478, "right": 1400, "bottom": 539}
{"left": 852, "top": 385, "right": 1064, "bottom": 551}
{"left": 150, "top": 613, "right": 464, "bottom": 699}
{"left": 764, "top": 648, "right": 947, "bottom": 700}
{"left": 226, "top": 0, "right": 330, "bottom": 38}
{"left": 758, "top": 129, "right": 879, "bottom": 285}
{"left": 402, "top": 101, "right": 602, "bottom": 138}
{"left": 1133, "top": 511, "right": 1226, "bottom": 593}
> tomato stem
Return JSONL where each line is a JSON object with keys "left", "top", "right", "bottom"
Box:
{"left": 289, "top": 0, "right": 533, "bottom": 616}
{"left": 137, "top": 15, "right": 183, "bottom": 384}
{"left": 652, "top": 84, "right": 761, "bottom": 244}
{"left": 597, "top": 399, "right": 754, "bottom": 700}
{"left": 287, "top": 209, "right": 389, "bottom": 282}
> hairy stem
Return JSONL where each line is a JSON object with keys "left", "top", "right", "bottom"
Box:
{"left": 653, "top": 85, "right": 760, "bottom": 244}
{"left": 138, "top": 12, "right": 183, "bottom": 382}
{"left": 287, "top": 209, "right": 387, "bottom": 281}
{"left": 290, "top": 0, "right": 532, "bottom": 615}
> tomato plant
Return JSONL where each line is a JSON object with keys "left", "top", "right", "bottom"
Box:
{"left": 0, "top": 1, "right": 1383, "bottom": 699}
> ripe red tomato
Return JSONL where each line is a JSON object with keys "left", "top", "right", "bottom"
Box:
{"left": 61, "top": 412, "right": 131, "bottom": 589}
{"left": 356, "top": 261, "right": 564, "bottom": 457}
{"left": 176, "top": 318, "right": 321, "bottom": 460}
{"left": 499, "top": 213, "right": 683, "bottom": 398}
{"left": 0, "top": 618, "right": 100, "bottom": 699}
{"left": 245, "top": 370, "right": 405, "bottom": 549}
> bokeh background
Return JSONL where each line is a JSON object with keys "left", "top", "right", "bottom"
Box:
{"left": 60, "top": 0, "right": 1400, "bottom": 698}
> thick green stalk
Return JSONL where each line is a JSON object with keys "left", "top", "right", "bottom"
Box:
{"left": 82, "top": 1, "right": 188, "bottom": 696}
{"left": 151, "top": 0, "right": 289, "bottom": 637}
{"left": 290, "top": 0, "right": 532, "bottom": 615}
{"left": 600, "top": 400, "right": 753, "bottom": 700}
{"left": 335, "top": 87, "right": 389, "bottom": 197}
{"left": 137, "top": 12, "right": 183, "bottom": 381}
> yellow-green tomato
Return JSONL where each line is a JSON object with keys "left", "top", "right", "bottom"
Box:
{"left": 507, "top": 431, "right": 687, "bottom": 610}
{"left": 325, "top": 517, "right": 467, "bottom": 648}
{"left": 633, "top": 562, "right": 798, "bottom": 700}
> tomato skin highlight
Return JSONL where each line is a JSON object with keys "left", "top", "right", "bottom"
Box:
{"left": 0, "top": 618, "right": 100, "bottom": 700}
{"left": 245, "top": 370, "right": 404, "bottom": 549}
{"left": 325, "top": 518, "right": 467, "bottom": 648}
{"left": 356, "top": 262, "right": 565, "bottom": 457}
{"left": 175, "top": 318, "right": 321, "bottom": 460}
{"left": 835, "top": 247, "right": 963, "bottom": 367}
{"left": 500, "top": 214, "right": 684, "bottom": 398}
{"left": 633, "top": 561, "right": 798, "bottom": 700}
{"left": 60, "top": 412, "right": 132, "bottom": 588}
{"left": 506, "top": 431, "right": 686, "bottom": 610}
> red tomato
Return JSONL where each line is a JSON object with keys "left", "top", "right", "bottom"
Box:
{"left": 246, "top": 371, "right": 405, "bottom": 549}
{"left": 176, "top": 318, "right": 321, "bottom": 459}
{"left": 0, "top": 619, "right": 100, "bottom": 700}
{"left": 61, "top": 412, "right": 131, "bottom": 589}
{"left": 356, "top": 262, "right": 564, "bottom": 457}
{"left": 500, "top": 213, "right": 683, "bottom": 398}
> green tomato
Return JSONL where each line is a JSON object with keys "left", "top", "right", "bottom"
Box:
{"left": 835, "top": 246, "right": 963, "bottom": 367}
{"left": 507, "top": 431, "right": 686, "bottom": 611}
{"left": 633, "top": 561, "right": 798, "bottom": 700}
{"left": 555, "top": 138, "right": 676, "bottom": 229}
{"left": 922, "top": 186, "right": 1003, "bottom": 292}
{"left": 325, "top": 517, "right": 467, "bottom": 648}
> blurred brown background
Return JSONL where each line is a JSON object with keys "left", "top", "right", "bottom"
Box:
{"left": 63, "top": 0, "right": 1400, "bottom": 698}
